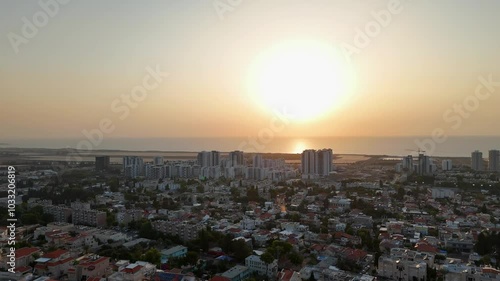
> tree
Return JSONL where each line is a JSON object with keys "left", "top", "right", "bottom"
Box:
{"left": 260, "top": 252, "right": 274, "bottom": 264}
{"left": 107, "top": 211, "right": 117, "bottom": 226}
{"left": 143, "top": 248, "right": 161, "bottom": 266}
{"left": 286, "top": 213, "right": 301, "bottom": 222}
{"left": 357, "top": 229, "right": 373, "bottom": 250}
{"left": 262, "top": 241, "right": 295, "bottom": 265}
{"left": 475, "top": 231, "right": 490, "bottom": 255}
{"left": 394, "top": 186, "right": 406, "bottom": 200}
{"left": 426, "top": 266, "right": 437, "bottom": 281}
{"left": 289, "top": 251, "right": 304, "bottom": 265}
{"left": 185, "top": 251, "right": 199, "bottom": 265}
{"left": 197, "top": 229, "right": 211, "bottom": 252}
{"left": 108, "top": 178, "right": 120, "bottom": 192}
{"left": 480, "top": 204, "right": 489, "bottom": 214}
{"left": 138, "top": 221, "right": 157, "bottom": 240}
{"left": 374, "top": 252, "right": 381, "bottom": 267}
{"left": 20, "top": 213, "right": 38, "bottom": 224}
{"left": 231, "top": 239, "right": 252, "bottom": 261}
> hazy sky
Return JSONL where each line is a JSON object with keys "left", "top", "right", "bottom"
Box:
{"left": 2, "top": 0, "right": 500, "bottom": 140}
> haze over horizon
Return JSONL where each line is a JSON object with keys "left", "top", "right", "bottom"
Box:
{"left": 2, "top": 0, "right": 500, "bottom": 141}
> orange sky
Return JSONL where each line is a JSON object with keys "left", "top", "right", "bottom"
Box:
{"left": 1, "top": 0, "right": 500, "bottom": 140}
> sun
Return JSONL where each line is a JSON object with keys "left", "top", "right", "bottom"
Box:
{"left": 247, "top": 40, "right": 353, "bottom": 122}
{"left": 292, "top": 140, "right": 308, "bottom": 154}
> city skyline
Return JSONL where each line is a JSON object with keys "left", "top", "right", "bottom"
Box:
{"left": 3, "top": 2, "right": 500, "bottom": 280}
{"left": 2, "top": 0, "right": 500, "bottom": 141}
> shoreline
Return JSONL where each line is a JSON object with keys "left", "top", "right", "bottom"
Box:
{"left": 0, "top": 147, "right": 474, "bottom": 166}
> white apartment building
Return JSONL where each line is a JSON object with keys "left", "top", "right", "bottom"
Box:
{"left": 378, "top": 248, "right": 428, "bottom": 281}
{"left": 245, "top": 254, "right": 278, "bottom": 280}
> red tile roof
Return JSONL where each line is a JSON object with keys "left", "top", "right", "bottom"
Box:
{"left": 260, "top": 213, "right": 273, "bottom": 219}
{"left": 415, "top": 242, "right": 438, "bottom": 253}
{"left": 346, "top": 249, "right": 367, "bottom": 261}
{"left": 80, "top": 256, "right": 109, "bottom": 267}
{"left": 35, "top": 264, "right": 47, "bottom": 270}
{"left": 14, "top": 266, "right": 32, "bottom": 273}
{"left": 65, "top": 236, "right": 82, "bottom": 242}
{"left": 278, "top": 269, "right": 295, "bottom": 281}
{"left": 43, "top": 249, "right": 68, "bottom": 259}
{"left": 310, "top": 244, "right": 325, "bottom": 252}
{"left": 334, "top": 232, "right": 354, "bottom": 240}
{"left": 482, "top": 267, "right": 500, "bottom": 275}
{"left": 379, "top": 233, "right": 390, "bottom": 240}
{"left": 16, "top": 247, "right": 41, "bottom": 259}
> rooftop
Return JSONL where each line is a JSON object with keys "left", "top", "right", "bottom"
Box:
{"left": 221, "top": 265, "right": 249, "bottom": 279}
{"left": 161, "top": 245, "right": 187, "bottom": 256}
{"left": 15, "top": 247, "right": 40, "bottom": 258}
{"left": 43, "top": 249, "right": 68, "bottom": 259}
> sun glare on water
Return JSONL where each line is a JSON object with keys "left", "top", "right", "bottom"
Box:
{"left": 248, "top": 40, "right": 353, "bottom": 122}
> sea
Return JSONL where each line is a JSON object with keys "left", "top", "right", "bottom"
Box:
{"left": 1, "top": 136, "right": 499, "bottom": 157}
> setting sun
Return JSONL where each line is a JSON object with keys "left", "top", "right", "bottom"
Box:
{"left": 248, "top": 40, "right": 353, "bottom": 122}
{"left": 292, "top": 140, "right": 308, "bottom": 154}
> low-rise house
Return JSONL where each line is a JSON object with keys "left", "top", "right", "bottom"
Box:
{"left": 278, "top": 269, "right": 301, "bottom": 281}
{"left": 252, "top": 230, "right": 271, "bottom": 246}
{"left": 218, "top": 265, "right": 251, "bottom": 281}
{"left": 108, "top": 261, "right": 156, "bottom": 281}
{"left": 333, "top": 232, "right": 362, "bottom": 246}
{"left": 160, "top": 245, "right": 188, "bottom": 264}
{"left": 68, "top": 255, "right": 110, "bottom": 281}
{"left": 14, "top": 247, "right": 41, "bottom": 268}
{"left": 34, "top": 249, "right": 74, "bottom": 279}
{"left": 155, "top": 270, "right": 197, "bottom": 281}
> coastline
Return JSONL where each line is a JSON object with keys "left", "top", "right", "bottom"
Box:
{"left": 0, "top": 147, "right": 473, "bottom": 166}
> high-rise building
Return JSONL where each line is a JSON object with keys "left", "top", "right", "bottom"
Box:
{"left": 317, "top": 149, "right": 333, "bottom": 176}
{"left": 442, "top": 159, "right": 453, "bottom": 171}
{"left": 253, "top": 154, "right": 263, "bottom": 168}
{"left": 197, "top": 151, "right": 220, "bottom": 167}
{"left": 229, "top": 150, "right": 245, "bottom": 167}
{"left": 402, "top": 155, "right": 414, "bottom": 172}
{"left": 123, "top": 156, "right": 143, "bottom": 178}
{"left": 489, "top": 150, "right": 500, "bottom": 172}
{"left": 471, "top": 150, "right": 484, "bottom": 171}
{"left": 301, "top": 149, "right": 317, "bottom": 178}
{"left": 95, "top": 156, "right": 110, "bottom": 171}
{"left": 154, "top": 156, "right": 164, "bottom": 166}
{"left": 301, "top": 149, "right": 333, "bottom": 178}
{"left": 417, "top": 154, "right": 435, "bottom": 175}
